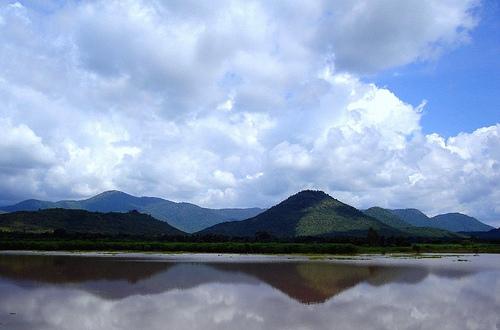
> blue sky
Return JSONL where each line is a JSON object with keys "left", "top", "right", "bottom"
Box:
{"left": 0, "top": 0, "right": 499, "bottom": 226}
{"left": 372, "top": 0, "right": 499, "bottom": 137}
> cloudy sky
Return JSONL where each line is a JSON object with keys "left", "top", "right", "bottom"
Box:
{"left": 0, "top": 0, "right": 499, "bottom": 225}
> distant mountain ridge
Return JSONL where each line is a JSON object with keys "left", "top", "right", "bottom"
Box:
{"left": 364, "top": 207, "right": 410, "bottom": 229}
{"left": 0, "top": 191, "right": 264, "bottom": 233}
{"left": 1, "top": 190, "right": 493, "bottom": 235}
{"left": 431, "top": 213, "right": 493, "bottom": 232}
{"left": 463, "top": 228, "right": 500, "bottom": 241}
{"left": 391, "top": 209, "right": 493, "bottom": 232}
{"left": 0, "top": 208, "right": 185, "bottom": 236}
{"left": 198, "top": 190, "right": 458, "bottom": 238}
{"left": 363, "top": 207, "right": 456, "bottom": 238}
{"left": 390, "top": 209, "right": 430, "bottom": 227}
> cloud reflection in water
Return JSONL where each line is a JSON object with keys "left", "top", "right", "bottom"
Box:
{"left": 0, "top": 254, "right": 499, "bottom": 330}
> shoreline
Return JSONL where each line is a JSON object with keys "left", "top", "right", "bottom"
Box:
{"left": 3, "top": 250, "right": 500, "bottom": 270}
{"left": 1, "top": 240, "right": 500, "bottom": 255}
{"left": 0, "top": 249, "right": 493, "bottom": 259}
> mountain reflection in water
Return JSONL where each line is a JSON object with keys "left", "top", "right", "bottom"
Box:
{"left": 0, "top": 254, "right": 475, "bottom": 304}
{"left": 0, "top": 253, "right": 499, "bottom": 330}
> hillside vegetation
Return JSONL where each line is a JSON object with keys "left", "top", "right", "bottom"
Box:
{"left": 200, "top": 191, "right": 405, "bottom": 238}
{"left": 364, "top": 207, "right": 459, "bottom": 238}
{"left": 0, "top": 191, "right": 263, "bottom": 233}
{"left": 0, "top": 208, "right": 185, "bottom": 236}
{"left": 2, "top": 190, "right": 493, "bottom": 234}
{"left": 0, "top": 190, "right": 492, "bottom": 239}
{"left": 391, "top": 209, "right": 493, "bottom": 232}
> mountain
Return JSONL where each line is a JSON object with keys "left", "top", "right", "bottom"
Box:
{"left": 0, "top": 199, "right": 56, "bottom": 212}
{"left": 198, "top": 190, "right": 402, "bottom": 238}
{"left": 463, "top": 228, "right": 500, "bottom": 241}
{"left": 364, "top": 207, "right": 410, "bottom": 229}
{"left": 430, "top": 213, "right": 494, "bottom": 232}
{"left": 391, "top": 209, "right": 431, "bottom": 227}
{"left": 0, "top": 191, "right": 264, "bottom": 233}
{"left": 364, "top": 207, "right": 458, "bottom": 238}
{"left": 3, "top": 190, "right": 491, "bottom": 234}
{"left": 0, "top": 191, "right": 164, "bottom": 213}
{"left": 390, "top": 209, "right": 493, "bottom": 232}
{"left": 0, "top": 208, "right": 185, "bottom": 236}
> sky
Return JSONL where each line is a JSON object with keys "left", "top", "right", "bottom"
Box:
{"left": 0, "top": 0, "right": 499, "bottom": 226}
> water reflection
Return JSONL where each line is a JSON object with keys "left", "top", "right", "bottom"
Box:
{"left": 0, "top": 253, "right": 499, "bottom": 330}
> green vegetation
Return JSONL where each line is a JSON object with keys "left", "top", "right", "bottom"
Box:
{"left": 0, "top": 208, "right": 185, "bottom": 236}
{"left": 391, "top": 208, "right": 431, "bottom": 227}
{"left": 431, "top": 213, "right": 494, "bottom": 232}
{"left": 364, "top": 207, "right": 410, "bottom": 228}
{"left": 198, "top": 191, "right": 461, "bottom": 239}
{"left": 464, "top": 228, "right": 500, "bottom": 240}
{"left": 364, "top": 207, "right": 459, "bottom": 238}
{"left": 199, "top": 190, "right": 403, "bottom": 238}
{"left": 1, "top": 190, "right": 496, "bottom": 256}
{"left": 2, "top": 190, "right": 493, "bottom": 235}
{"left": 0, "top": 238, "right": 358, "bottom": 254}
{"left": 295, "top": 198, "right": 392, "bottom": 236}
{"left": 390, "top": 208, "right": 493, "bottom": 232}
{"left": 360, "top": 243, "right": 500, "bottom": 254}
{"left": 1, "top": 234, "right": 499, "bottom": 254}
{"left": 0, "top": 190, "right": 264, "bottom": 233}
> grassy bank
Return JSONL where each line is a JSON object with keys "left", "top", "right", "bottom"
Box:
{"left": 0, "top": 239, "right": 358, "bottom": 254}
{"left": 1, "top": 238, "right": 500, "bottom": 254}
{"left": 361, "top": 243, "right": 500, "bottom": 254}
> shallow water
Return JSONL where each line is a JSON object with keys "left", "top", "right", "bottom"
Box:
{"left": 0, "top": 252, "right": 499, "bottom": 330}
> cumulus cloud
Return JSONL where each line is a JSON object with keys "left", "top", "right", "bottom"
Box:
{"left": 314, "top": 0, "right": 480, "bottom": 73}
{"left": 0, "top": 118, "right": 55, "bottom": 171}
{"left": 0, "top": 0, "right": 498, "bottom": 224}
{"left": 0, "top": 118, "right": 55, "bottom": 202}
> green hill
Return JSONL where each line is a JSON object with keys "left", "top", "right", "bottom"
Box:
{"left": 364, "top": 207, "right": 458, "bottom": 238}
{"left": 0, "top": 208, "right": 185, "bottom": 236}
{"left": 390, "top": 209, "right": 493, "bottom": 232}
{"left": 198, "top": 190, "right": 401, "bottom": 238}
{"left": 390, "top": 209, "right": 431, "bottom": 227}
{"left": 0, "top": 191, "right": 264, "bottom": 233}
{"left": 464, "top": 228, "right": 500, "bottom": 241}
{"left": 364, "top": 207, "right": 410, "bottom": 228}
{"left": 431, "top": 213, "right": 493, "bottom": 232}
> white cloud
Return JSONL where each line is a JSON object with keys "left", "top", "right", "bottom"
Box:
{"left": 0, "top": 0, "right": 497, "bottom": 224}
{"left": 314, "top": 0, "right": 480, "bottom": 73}
{"left": 0, "top": 118, "right": 55, "bottom": 170}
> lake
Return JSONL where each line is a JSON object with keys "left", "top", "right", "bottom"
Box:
{"left": 0, "top": 252, "right": 499, "bottom": 330}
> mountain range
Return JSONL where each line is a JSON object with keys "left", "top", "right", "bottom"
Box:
{"left": 198, "top": 190, "right": 458, "bottom": 238}
{"left": 390, "top": 208, "right": 493, "bottom": 232}
{"left": 0, "top": 190, "right": 263, "bottom": 233}
{"left": 0, "top": 189, "right": 494, "bottom": 237}
{"left": 362, "top": 207, "right": 456, "bottom": 238}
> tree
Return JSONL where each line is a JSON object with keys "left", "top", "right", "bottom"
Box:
{"left": 53, "top": 228, "right": 67, "bottom": 237}
{"left": 367, "top": 227, "right": 379, "bottom": 246}
{"left": 255, "top": 231, "right": 273, "bottom": 242}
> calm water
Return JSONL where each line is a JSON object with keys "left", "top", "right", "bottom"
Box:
{"left": 0, "top": 253, "right": 499, "bottom": 330}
